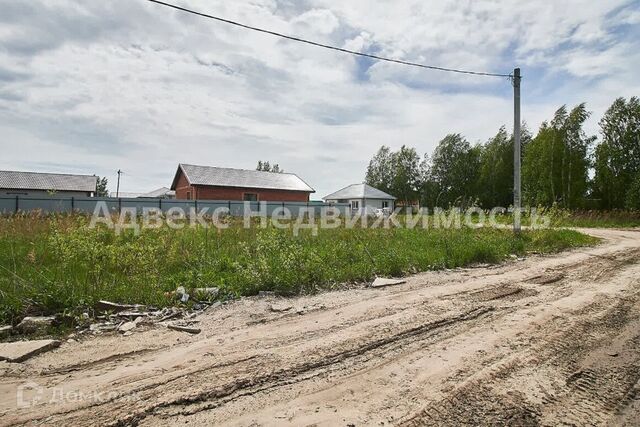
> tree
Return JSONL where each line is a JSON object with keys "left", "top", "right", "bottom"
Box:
{"left": 593, "top": 97, "right": 640, "bottom": 209}
{"left": 365, "top": 146, "right": 394, "bottom": 195}
{"left": 256, "top": 161, "right": 284, "bottom": 173}
{"left": 562, "top": 103, "right": 594, "bottom": 208}
{"left": 477, "top": 126, "right": 512, "bottom": 208}
{"left": 429, "top": 134, "right": 480, "bottom": 208}
{"left": 390, "top": 145, "right": 422, "bottom": 209}
{"left": 95, "top": 176, "right": 108, "bottom": 197}
{"left": 626, "top": 174, "right": 640, "bottom": 209}
{"left": 418, "top": 153, "right": 438, "bottom": 208}
{"left": 523, "top": 104, "right": 594, "bottom": 208}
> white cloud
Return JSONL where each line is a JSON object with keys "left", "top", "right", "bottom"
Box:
{"left": 0, "top": 0, "right": 638, "bottom": 197}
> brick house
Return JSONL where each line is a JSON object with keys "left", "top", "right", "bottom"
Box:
{"left": 170, "top": 164, "right": 315, "bottom": 201}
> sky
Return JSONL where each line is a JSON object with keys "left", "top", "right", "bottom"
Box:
{"left": 1, "top": 0, "right": 639, "bottom": 198}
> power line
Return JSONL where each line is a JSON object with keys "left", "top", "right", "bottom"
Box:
{"left": 145, "top": 0, "right": 513, "bottom": 78}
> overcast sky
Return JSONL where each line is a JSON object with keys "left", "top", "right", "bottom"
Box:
{"left": 1, "top": 0, "right": 639, "bottom": 197}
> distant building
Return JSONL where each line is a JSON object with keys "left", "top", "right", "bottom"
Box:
{"left": 0, "top": 170, "right": 97, "bottom": 197}
{"left": 323, "top": 183, "right": 396, "bottom": 214}
{"left": 139, "top": 187, "right": 175, "bottom": 199}
{"left": 170, "top": 163, "right": 314, "bottom": 201}
{"left": 109, "top": 187, "right": 175, "bottom": 199}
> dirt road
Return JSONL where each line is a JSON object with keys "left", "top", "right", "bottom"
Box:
{"left": 1, "top": 228, "right": 639, "bottom": 426}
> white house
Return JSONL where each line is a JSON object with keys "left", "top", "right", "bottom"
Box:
{"left": 323, "top": 183, "right": 396, "bottom": 215}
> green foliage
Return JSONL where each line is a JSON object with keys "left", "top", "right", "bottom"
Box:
{"left": 364, "top": 97, "right": 638, "bottom": 212}
{"left": 95, "top": 176, "right": 109, "bottom": 197}
{"left": 593, "top": 97, "right": 640, "bottom": 209}
{"left": 551, "top": 209, "right": 640, "bottom": 228}
{"left": 391, "top": 145, "right": 422, "bottom": 207}
{"left": 625, "top": 174, "right": 640, "bottom": 210}
{"left": 0, "top": 215, "right": 595, "bottom": 324}
{"left": 365, "top": 146, "right": 395, "bottom": 195}
{"left": 365, "top": 145, "right": 422, "bottom": 207}
{"left": 256, "top": 161, "right": 283, "bottom": 173}
{"left": 477, "top": 126, "right": 513, "bottom": 208}
{"left": 523, "top": 104, "right": 595, "bottom": 208}
{"left": 428, "top": 133, "right": 481, "bottom": 208}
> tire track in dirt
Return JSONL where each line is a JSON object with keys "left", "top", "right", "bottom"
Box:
{"left": 23, "top": 307, "right": 497, "bottom": 426}
{"left": 400, "top": 283, "right": 640, "bottom": 426}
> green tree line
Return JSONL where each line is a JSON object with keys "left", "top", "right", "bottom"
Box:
{"left": 365, "top": 97, "right": 640, "bottom": 210}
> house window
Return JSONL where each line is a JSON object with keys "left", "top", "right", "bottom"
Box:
{"left": 351, "top": 200, "right": 359, "bottom": 210}
{"left": 243, "top": 193, "right": 258, "bottom": 202}
{"left": 186, "top": 191, "right": 191, "bottom": 200}
{"left": 382, "top": 201, "right": 389, "bottom": 209}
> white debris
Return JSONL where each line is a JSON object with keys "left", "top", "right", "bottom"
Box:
{"left": 370, "top": 278, "right": 407, "bottom": 288}
{"left": 176, "top": 286, "right": 190, "bottom": 303}
{"left": 96, "top": 300, "right": 146, "bottom": 313}
{"left": 118, "top": 321, "right": 137, "bottom": 333}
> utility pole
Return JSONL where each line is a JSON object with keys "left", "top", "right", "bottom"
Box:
{"left": 116, "top": 169, "right": 122, "bottom": 198}
{"left": 513, "top": 68, "right": 521, "bottom": 233}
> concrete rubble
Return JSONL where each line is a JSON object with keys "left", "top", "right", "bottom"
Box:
{"left": 0, "top": 339, "right": 61, "bottom": 363}
{"left": 96, "top": 300, "right": 146, "bottom": 313}
{"left": 167, "top": 324, "right": 201, "bottom": 334}
{"left": 1, "top": 291, "right": 226, "bottom": 342}
{"left": 370, "top": 278, "right": 407, "bottom": 288}
{"left": 80, "top": 298, "right": 225, "bottom": 336}
{"left": 175, "top": 286, "right": 190, "bottom": 303}
{"left": 118, "top": 320, "right": 138, "bottom": 333}
{"left": 16, "top": 316, "right": 55, "bottom": 334}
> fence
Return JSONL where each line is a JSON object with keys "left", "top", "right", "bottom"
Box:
{"left": 0, "top": 196, "right": 349, "bottom": 217}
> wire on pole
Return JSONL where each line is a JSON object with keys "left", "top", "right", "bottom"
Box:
{"left": 146, "top": 0, "right": 512, "bottom": 78}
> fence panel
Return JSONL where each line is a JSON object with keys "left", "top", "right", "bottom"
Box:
{"left": 0, "top": 196, "right": 348, "bottom": 218}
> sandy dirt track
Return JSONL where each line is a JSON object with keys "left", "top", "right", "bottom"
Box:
{"left": 1, "top": 228, "right": 640, "bottom": 426}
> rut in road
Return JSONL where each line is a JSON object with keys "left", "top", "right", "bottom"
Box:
{"left": 399, "top": 290, "right": 640, "bottom": 426}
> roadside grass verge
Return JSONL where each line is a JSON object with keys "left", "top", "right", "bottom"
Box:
{"left": 0, "top": 214, "right": 597, "bottom": 324}
{"left": 491, "top": 208, "right": 640, "bottom": 229}
{"left": 550, "top": 210, "right": 640, "bottom": 228}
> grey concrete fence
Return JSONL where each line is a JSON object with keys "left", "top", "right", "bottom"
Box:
{"left": 0, "top": 196, "right": 348, "bottom": 217}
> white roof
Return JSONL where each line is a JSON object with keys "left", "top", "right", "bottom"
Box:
{"left": 323, "top": 183, "right": 396, "bottom": 200}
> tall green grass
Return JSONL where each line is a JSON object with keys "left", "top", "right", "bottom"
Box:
{"left": 0, "top": 213, "right": 597, "bottom": 324}
{"left": 490, "top": 207, "right": 640, "bottom": 228}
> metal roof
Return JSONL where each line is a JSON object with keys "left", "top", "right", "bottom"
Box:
{"left": 109, "top": 188, "right": 175, "bottom": 198}
{"left": 172, "top": 164, "right": 315, "bottom": 193}
{"left": 141, "top": 187, "right": 175, "bottom": 198}
{"left": 323, "top": 183, "right": 396, "bottom": 200}
{"left": 0, "top": 170, "right": 97, "bottom": 192}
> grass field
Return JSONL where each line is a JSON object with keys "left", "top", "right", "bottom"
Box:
{"left": 0, "top": 213, "right": 598, "bottom": 324}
